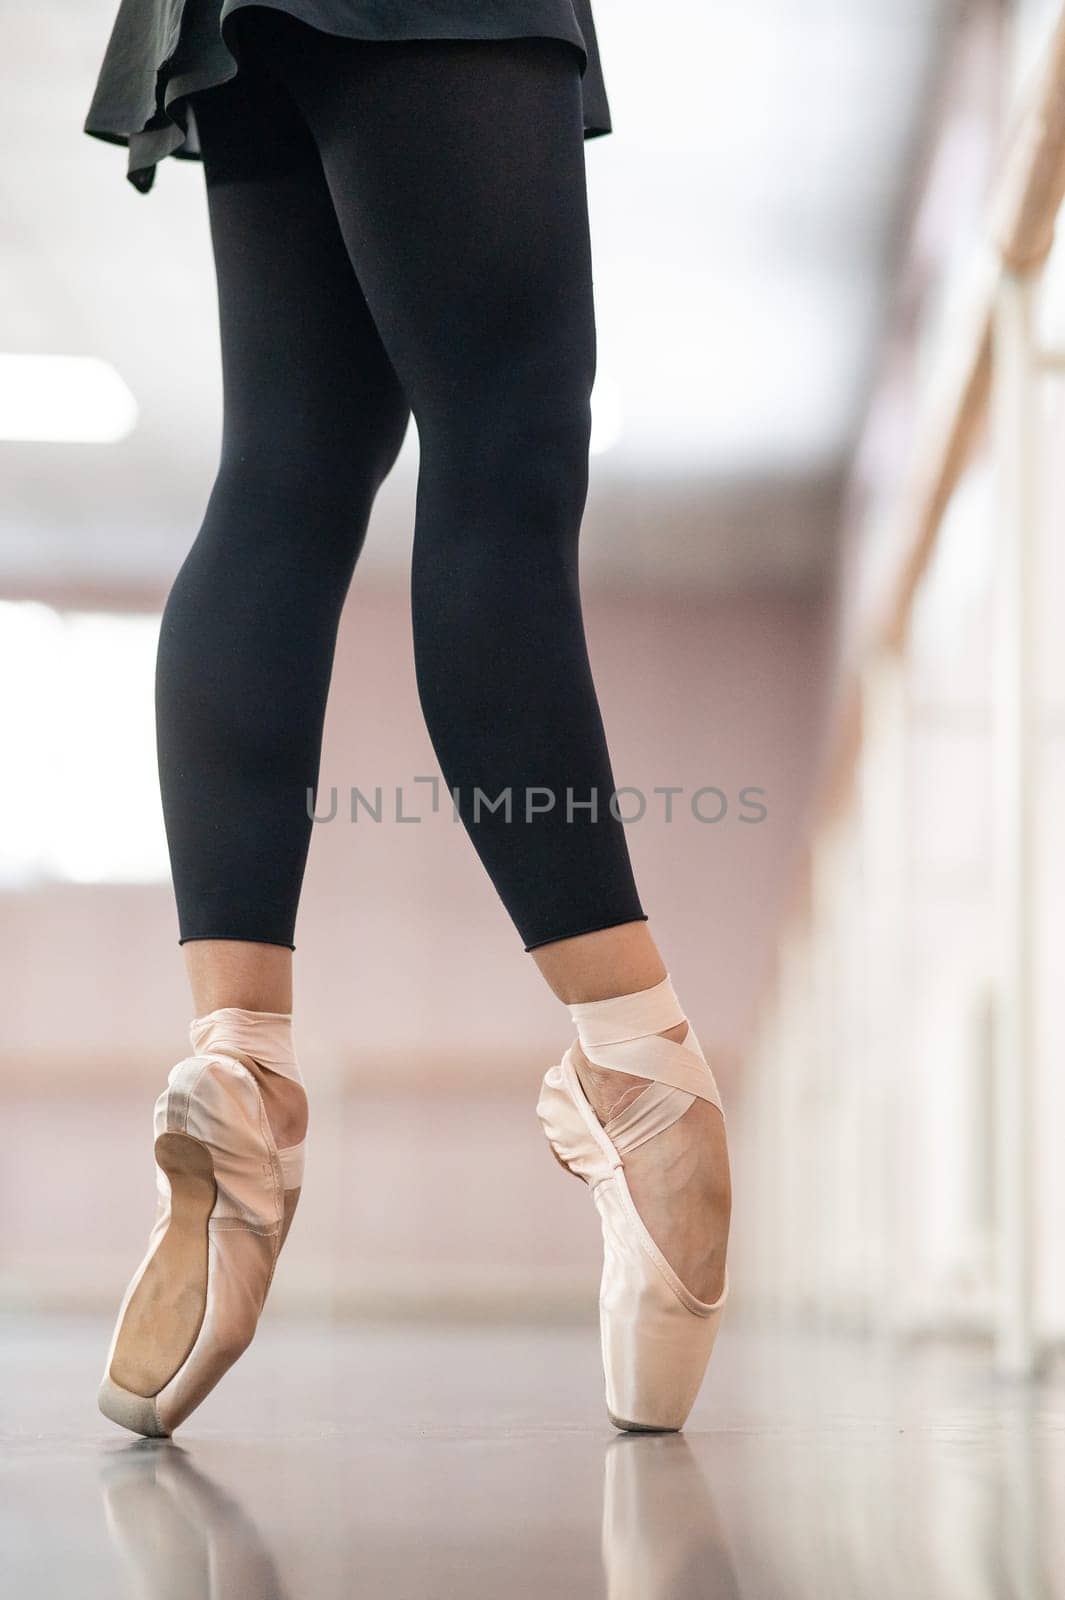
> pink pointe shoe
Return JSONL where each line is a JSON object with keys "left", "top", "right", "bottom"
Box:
{"left": 98, "top": 1008, "right": 306, "bottom": 1438}
{"left": 536, "top": 976, "right": 728, "bottom": 1432}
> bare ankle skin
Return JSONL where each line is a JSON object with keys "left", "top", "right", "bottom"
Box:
{"left": 530, "top": 920, "right": 668, "bottom": 1004}
{"left": 183, "top": 939, "right": 293, "bottom": 1016}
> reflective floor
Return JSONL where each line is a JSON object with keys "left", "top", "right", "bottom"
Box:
{"left": 3, "top": 1315, "right": 1063, "bottom": 1598}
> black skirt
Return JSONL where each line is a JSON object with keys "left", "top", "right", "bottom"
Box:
{"left": 83, "top": 0, "right": 613, "bottom": 193}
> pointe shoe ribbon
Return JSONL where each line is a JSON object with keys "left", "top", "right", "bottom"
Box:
{"left": 536, "top": 975, "right": 728, "bottom": 1433}
{"left": 98, "top": 1009, "right": 305, "bottom": 1439}
{"left": 188, "top": 1008, "right": 306, "bottom": 1191}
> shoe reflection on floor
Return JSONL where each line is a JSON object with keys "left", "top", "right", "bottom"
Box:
{"left": 97, "top": 1425, "right": 742, "bottom": 1600}
{"left": 601, "top": 1435, "right": 740, "bottom": 1600}
{"left": 99, "top": 1441, "right": 289, "bottom": 1600}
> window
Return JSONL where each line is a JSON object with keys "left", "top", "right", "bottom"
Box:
{"left": 0, "top": 601, "right": 168, "bottom": 885}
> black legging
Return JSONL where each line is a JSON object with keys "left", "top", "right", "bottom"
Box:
{"left": 157, "top": 8, "right": 646, "bottom": 952}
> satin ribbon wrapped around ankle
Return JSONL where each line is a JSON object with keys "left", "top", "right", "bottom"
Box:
{"left": 187, "top": 1007, "right": 305, "bottom": 1191}
{"left": 189, "top": 1008, "right": 301, "bottom": 1080}
{"left": 568, "top": 977, "right": 723, "bottom": 1159}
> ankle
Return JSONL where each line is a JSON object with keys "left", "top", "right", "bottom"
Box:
{"left": 575, "top": 1022, "right": 690, "bottom": 1124}
{"left": 189, "top": 1007, "right": 307, "bottom": 1150}
{"left": 228, "top": 1050, "right": 308, "bottom": 1150}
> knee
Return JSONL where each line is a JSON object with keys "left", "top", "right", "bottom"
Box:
{"left": 219, "top": 389, "right": 410, "bottom": 518}
{"left": 418, "top": 368, "right": 592, "bottom": 540}
{"left": 411, "top": 388, "right": 593, "bottom": 674}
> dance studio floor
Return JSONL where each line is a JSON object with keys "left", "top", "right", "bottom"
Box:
{"left": 4, "top": 1315, "right": 1062, "bottom": 1598}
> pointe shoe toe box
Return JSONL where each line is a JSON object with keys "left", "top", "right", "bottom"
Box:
{"left": 596, "top": 1175, "right": 726, "bottom": 1431}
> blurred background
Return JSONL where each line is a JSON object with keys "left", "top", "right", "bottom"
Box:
{"left": 2, "top": 0, "right": 1064, "bottom": 1381}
